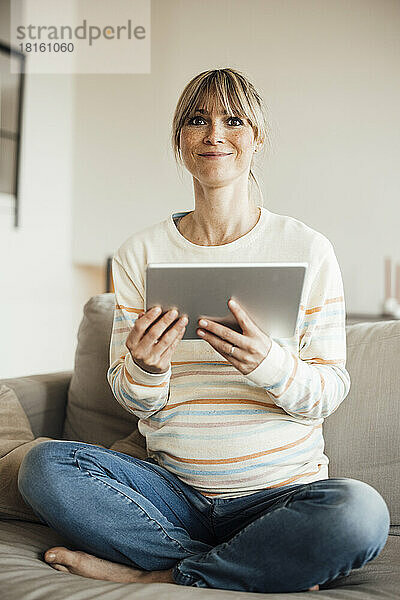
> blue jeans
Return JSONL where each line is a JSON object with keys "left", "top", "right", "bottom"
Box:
{"left": 18, "top": 440, "right": 390, "bottom": 593}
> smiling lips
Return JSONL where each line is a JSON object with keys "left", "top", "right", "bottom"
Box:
{"left": 198, "top": 152, "right": 233, "bottom": 157}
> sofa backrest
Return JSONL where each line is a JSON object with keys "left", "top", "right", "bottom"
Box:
{"left": 323, "top": 318, "right": 400, "bottom": 531}
{"left": 63, "top": 293, "right": 400, "bottom": 528}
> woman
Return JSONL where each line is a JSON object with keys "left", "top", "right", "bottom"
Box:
{"left": 18, "top": 68, "right": 390, "bottom": 593}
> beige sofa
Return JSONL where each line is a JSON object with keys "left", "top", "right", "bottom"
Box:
{"left": 0, "top": 293, "right": 399, "bottom": 599}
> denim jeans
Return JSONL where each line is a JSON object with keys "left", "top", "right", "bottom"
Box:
{"left": 18, "top": 440, "right": 390, "bottom": 593}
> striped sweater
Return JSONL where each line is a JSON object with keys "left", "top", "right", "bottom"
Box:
{"left": 107, "top": 206, "right": 350, "bottom": 498}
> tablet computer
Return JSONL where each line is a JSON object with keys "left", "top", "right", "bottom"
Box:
{"left": 145, "top": 262, "right": 308, "bottom": 340}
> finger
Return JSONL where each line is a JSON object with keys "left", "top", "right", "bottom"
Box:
{"left": 135, "top": 306, "right": 162, "bottom": 329}
{"left": 141, "top": 309, "right": 180, "bottom": 351}
{"left": 227, "top": 298, "right": 257, "bottom": 335}
{"left": 155, "top": 315, "right": 188, "bottom": 355}
{"left": 197, "top": 317, "right": 250, "bottom": 351}
{"left": 127, "top": 306, "right": 162, "bottom": 347}
{"left": 160, "top": 319, "right": 187, "bottom": 359}
{"left": 202, "top": 333, "right": 244, "bottom": 371}
{"left": 218, "top": 347, "right": 243, "bottom": 370}
{"left": 197, "top": 327, "right": 245, "bottom": 362}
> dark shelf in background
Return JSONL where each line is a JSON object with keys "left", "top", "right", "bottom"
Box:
{"left": 346, "top": 314, "right": 398, "bottom": 324}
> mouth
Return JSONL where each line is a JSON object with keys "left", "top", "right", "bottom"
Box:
{"left": 198, "top": 153, "right": 233, "bottom": 158}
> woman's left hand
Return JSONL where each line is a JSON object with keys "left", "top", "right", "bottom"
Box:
{"left": 196, "top": 298, "right": 272, "bottom": 375}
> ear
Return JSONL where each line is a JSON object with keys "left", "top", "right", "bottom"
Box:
{"left": 255, "top": 136, "right": 265, "bottom": 152}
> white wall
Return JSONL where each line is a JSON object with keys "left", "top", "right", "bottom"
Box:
{"left": 1, "top": 0, "right": 399, "bottom": 378}
{"left": 72, "top": 0, "right": 400, "bottom": 315}
{"left": 0, "top": 0, "right": 104, "bottom": 378}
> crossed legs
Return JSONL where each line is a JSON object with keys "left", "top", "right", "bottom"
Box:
{"left": 17, "top": 441, "right": 390, "bottom": 593}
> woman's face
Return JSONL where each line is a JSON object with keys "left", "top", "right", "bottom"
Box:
{"left": 179, "top": 104, "right": 257, "bottom": 187}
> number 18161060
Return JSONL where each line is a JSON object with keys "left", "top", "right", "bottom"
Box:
{"left": 19, "top": 42, "right": 74, "bottom": 53}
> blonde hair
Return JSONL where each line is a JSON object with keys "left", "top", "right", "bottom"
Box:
{"left": 171, "top": 68, "right": 269, "bottom": 206}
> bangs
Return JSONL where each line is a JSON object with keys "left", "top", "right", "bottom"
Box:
{"left": 184, "top": 71, "right": 255, "bottom": 126}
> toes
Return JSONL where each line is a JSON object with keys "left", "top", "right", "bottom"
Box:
{"left": 44, "top": 546, "right": 75, "bottom": 565}
{"left": 51, "top": 563, "right": 70, "bottom": 573}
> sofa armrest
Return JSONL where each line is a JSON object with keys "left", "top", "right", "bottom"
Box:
{"left": 0, "top": 371, "right": 72, "bottom": 438}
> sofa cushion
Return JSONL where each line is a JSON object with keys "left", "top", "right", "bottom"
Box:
{"left": 0, "top": 520, "right": 400, "bottom": 598}
{"left": 62, "top": 294, "right": 147, "bottom": 457}
{"left": 0, "top": 384, "right": 52, "bottom": 522}
{"left": 0, "top": 372, "right": 71, "bottom": 439}
{"left": 324, "top": 319, "right": 400, "bottom": 531}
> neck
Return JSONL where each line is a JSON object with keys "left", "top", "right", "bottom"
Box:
{"left": 184, "top": 206, "right": 260, "bottom": 246}
{"left": 179, "top": 179, "right": 261, "bottom": 246}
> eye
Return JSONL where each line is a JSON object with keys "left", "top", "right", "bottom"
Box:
{"left": 227, "top": 116, "right": 244, "bottom": 126}
{"left": 186, "top": 115, "right": 245, "bottom": 126}
{"left": 187, "top": 116, "right": 206, "bottom": 125}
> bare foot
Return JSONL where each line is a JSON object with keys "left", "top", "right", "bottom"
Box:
{"left": 44, "top": 546, "right": 317, "bottom": 590}
{"left": 43, "top": 546, "right": 175, "bottom": 584}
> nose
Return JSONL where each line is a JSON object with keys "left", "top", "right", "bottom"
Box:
{"left": 203, "top": 120, "right": 225, "bottom": 145}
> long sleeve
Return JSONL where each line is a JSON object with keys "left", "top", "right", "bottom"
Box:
{"left": 245, "top": 241, "right": 351, "bottom": 420}
{"left": 107, "top": 255, "right": 171, "bottom": 420}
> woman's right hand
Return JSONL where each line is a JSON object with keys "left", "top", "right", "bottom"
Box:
{"left": 125, "top": 306, "right": 188, "bottom": 374}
